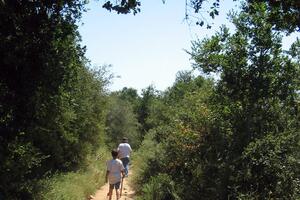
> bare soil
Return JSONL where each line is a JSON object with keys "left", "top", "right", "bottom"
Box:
{"left": 89, "top": 172, "right": 135, "bottom": 200}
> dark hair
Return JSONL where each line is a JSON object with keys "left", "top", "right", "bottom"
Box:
{"left": 111, "top": 149, "right": 118, "bottom": 158}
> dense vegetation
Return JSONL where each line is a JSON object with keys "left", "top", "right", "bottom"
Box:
{"left": 0, "top": 1, "right": 109, "bottom": 199}
{"left": 0, "top": 0, "right": 299, "bottom": 199}
{"left": 132, "top": 2, "right": 300, "bottom": 199}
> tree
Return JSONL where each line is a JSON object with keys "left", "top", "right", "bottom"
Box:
{"left": 0, "top": 1, "right": 109, "bottom": 199}
{"left": 188, "top": 2, "right": 300, "bottom": 198}
{"left": 105, "top": 93, "right": 141, "bottom": 148}
{"left": 165, "top": 70, "right": 208, "bottom": 105}
{"left": 247, "top": 0, "right": 300, "bottom": 32}
{"left": 134, "top": 2, "right": 300, "bottom": 199}
{"left": 102, "top": 0, "right": 300, "bottom": 32}
{"left": 118, "top": 87, "right": 140, "bottom": 113}
{"left": 133, "top": 73, "right": 214, "bottom": 199}
{"left": 137, "top": 85, "right": 161, "bottom": 138}
{"left": 102, "top": 0, "right": 141, "bottom": 14}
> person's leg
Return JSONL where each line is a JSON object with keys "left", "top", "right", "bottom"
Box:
{"left": 126, "top": 158, "right": 130, "bottom": 176}
{"left": 121, "top": 157, "right": 130, "bottom": 176}
{"left": 114, "top": 182, "right": 121, "bottom": 200}
{"left": 126, "top": 157, "right": 130, "bottom": 176}
{"left": 116, "top": 188, "right": 120, "bottom": 200}
{"left": 108, "top": 184, "right": 114, "bottom": 200}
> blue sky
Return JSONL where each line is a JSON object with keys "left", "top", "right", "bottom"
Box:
{"left": 78, "top": 1, "right": 298, "bottom": 93}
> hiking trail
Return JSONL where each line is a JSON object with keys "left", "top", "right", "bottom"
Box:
{"left": 89, "top": 171, "right": 135, "bottom": 200}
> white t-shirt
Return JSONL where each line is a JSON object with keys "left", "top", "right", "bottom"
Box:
{"left": 117, "top": 143, "right": 132, "bottom": 159}
{"left": 106, "top": 159, "right": 124, "bottom": 184}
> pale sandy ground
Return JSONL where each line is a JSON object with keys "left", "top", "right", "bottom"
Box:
{"left": 89, "top": 172, "right": 136, "bottom": 200}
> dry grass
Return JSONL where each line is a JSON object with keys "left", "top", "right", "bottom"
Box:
{"left": 35, "top": 148, "right": 110, "bottom": 200}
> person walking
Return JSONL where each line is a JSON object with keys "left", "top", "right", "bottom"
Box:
{"left": 105, "top": 149, "right": 125, "bottom": 200}
{"left": 117, "top": 137, "right": 132, "bottom": 177}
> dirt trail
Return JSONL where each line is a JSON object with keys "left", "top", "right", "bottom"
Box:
{"left": 89, "top": 172, "right": 135, "bottom": 200}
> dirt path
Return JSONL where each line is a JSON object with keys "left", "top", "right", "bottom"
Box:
{"left": 89, "top": 172, "right": 135, "bottom": 200}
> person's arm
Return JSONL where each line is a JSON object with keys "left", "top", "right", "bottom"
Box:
{"left": 121, "top": 169, "right": 125, "bottom": 178}
{"left": 120, "top": 162, "right": 125, "bottom": 178}
{"left": 105, "top": 170, "right": 109, "bottom": 183}
{"left": 129, "top": 144, "right": 132, "bottom": 152}
{"left": 106, "top": 160, "right": 110, "bottom": 183}
{"left": 117, "top": 144, "right": 121, "bottom": 158}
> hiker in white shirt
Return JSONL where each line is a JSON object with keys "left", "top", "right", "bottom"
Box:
{"left": 105, "top": 149, "right": 125, "bottom": 200}
{"left": 117, "top": 137, "right": 132, "bottom": 177}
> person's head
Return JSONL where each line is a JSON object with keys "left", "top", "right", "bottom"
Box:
{"left": 111, "top": 149, "right": 118, "bottom": 159}
{"left": 122, "top": 137, "right": 128, "bottom": 143}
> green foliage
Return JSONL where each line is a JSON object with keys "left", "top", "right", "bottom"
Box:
{"left": 1, "top": 138, "right": 49, "bottom": 199}
{"left": 246, "top": 0, "right": 300, "bottom": 33}
{"left": 132, "top": 130, "right": 165, "bottom": 188}
{"left": 1, "top": 0, "right": 299, "bottom": 199}
{"left": 133, "top": 74, "right": 214, "bottom": 199}
{"left": 137, "top": 174, "right": 180, "bottom": 200}
{"left": 103, "top": 0, "right": 141, "bottom": 15}
{"left": 35, "top": 148, "right": 110, "bottom": 200}
{"left": 187, "top": 2, "right": 300, "bottom": 198}
{"left": 134, "top": 2, "right": 299, "bottom": 199}
{"left": 118, "top": 87, "right": 140, "bottom": 113}
{"left": 102, "top": 0, "right": 300, "bottom": 32}
{"left": 137, "top": 85, "right": 162, "bottom": 138}
{"left": 0, "top": 1, "right": 110, "bottom": 198}
{"left": 239, "top": 131, "right": 300, "bottom": 198}
{"left": 105, "top": 92, "right": 141, "bottom": 148}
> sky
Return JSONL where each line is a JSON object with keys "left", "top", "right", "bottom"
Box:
{"left": 78, "top": 1, "right": 299, "bottom": 93}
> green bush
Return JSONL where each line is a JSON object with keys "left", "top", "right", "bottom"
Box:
{"left": 137, "top": 174, "right": 180, "bottom": 200}
{"left": 131, "top": 130, "right": 166, "bottom": 188}
{"left": 34, "top": 148, "right": 110, "bottom": 200}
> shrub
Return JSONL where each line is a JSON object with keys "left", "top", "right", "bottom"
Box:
{"left": 34, "top": 147, "right": 110, "bottom": 200}
{"left": 137, "top": 174, "right": 180, "bottom": 200}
